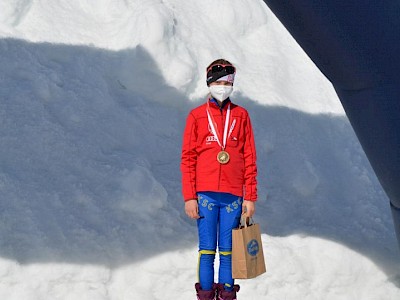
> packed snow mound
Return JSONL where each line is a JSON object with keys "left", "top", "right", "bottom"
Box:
{"left": 0, "top": 235, "right": 398, "bottom": 300}
{"left": 0, "top": 0, "right": 399, "bottom": 299}
{"left": 0, "top": 0, "right": 342, "bottom": 114}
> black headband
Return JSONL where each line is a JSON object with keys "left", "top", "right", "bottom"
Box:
{"left": 206, "top": 67, "right": 235, "bottom": 86}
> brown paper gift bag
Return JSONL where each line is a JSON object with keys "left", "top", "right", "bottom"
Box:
{"left": 232, "top": 217, "right": 266, "bottom": 279}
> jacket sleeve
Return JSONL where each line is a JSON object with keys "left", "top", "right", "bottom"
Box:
{"left": 180, "top": 112, "right": 198, "bottom": 201}
{"left": 243, "top": 112, "right": 258, "bottom": 201}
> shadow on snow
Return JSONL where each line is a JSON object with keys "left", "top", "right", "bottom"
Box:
{"left": 0, "top": 38, "right": 398, "bottom": 284}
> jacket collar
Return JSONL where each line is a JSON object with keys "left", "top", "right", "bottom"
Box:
{"left": 208, "top": 98, "right": 231, "bottom": 110}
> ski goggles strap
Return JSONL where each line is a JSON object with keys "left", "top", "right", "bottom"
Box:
{"left": 207, "top": 64, "right": 236, "bottom": 74}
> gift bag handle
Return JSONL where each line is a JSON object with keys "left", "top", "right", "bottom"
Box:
{"left": 239, "top": 216, "right": 254, "bottom": 228}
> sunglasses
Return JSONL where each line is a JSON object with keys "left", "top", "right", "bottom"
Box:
{"left": 207, "top": 64, "right": 236, "bottom": 75}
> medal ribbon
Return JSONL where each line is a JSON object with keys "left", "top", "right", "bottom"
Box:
{"left": 206, "top": 102, "right": 234, "bottom": 150}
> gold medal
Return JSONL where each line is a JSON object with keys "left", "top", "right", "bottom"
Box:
{"left": 206, "top": 102, "right": 235, "bottom": 165}
{"left": 217, "top": 150, "right": 230, "bottom": 164}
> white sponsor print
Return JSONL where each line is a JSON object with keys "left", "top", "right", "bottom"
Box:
{"left": 206, "top": 136, "right": 218, "bottom": 144}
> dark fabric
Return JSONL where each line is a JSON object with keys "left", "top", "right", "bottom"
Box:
{"left": 206, "top": 68, "right": 235, "bottom": 86}
{"left": 217, "top": 284, "right": 240, "bottom": 300}
{"left": 263, "top": 0, "right": 400, "bottom": 248}
{"left": 195, "top": 283, "right": 217, "bottom": 300}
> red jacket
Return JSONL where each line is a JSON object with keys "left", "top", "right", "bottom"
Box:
{"left": 181, "top": 98, "right": 257, "bottom": 201}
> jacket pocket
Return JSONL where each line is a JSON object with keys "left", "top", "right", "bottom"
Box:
{"left": 228, "top": 118, "right": 241, "bottom": 148}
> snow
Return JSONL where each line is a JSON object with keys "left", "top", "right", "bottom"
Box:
{"left": 0, "top": 0, "right": 399, "bottom": 299}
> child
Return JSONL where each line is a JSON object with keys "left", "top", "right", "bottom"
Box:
{"left": 180, "top": 59, "right": 258, "bottom": 300}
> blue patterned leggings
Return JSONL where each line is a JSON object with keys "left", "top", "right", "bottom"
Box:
{"left": 197, "top": 192, "right": 243, "bottom": 291}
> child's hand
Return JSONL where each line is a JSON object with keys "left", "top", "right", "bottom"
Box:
{"left": 185, "top": 199, "right": 200, "bottom": 219}
{"left": 242, "top": 200, "right": 255, "bottom": 218}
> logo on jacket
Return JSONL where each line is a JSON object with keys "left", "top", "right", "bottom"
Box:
{"left": 206, "top": 136, "right": 218, "bottom": 143}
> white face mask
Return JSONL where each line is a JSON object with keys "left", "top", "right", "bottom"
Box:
{"left": 209, "top": 85, "right": 233, "bottom": 102}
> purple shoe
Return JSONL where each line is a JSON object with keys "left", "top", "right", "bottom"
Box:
{"left": 216, "top": 284, "right": 240, "bottom": 300}
{"left": 195, "top": 283, "right": 218, "bottom": 300}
